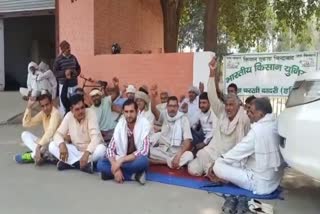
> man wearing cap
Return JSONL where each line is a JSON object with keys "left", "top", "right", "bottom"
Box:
{"left": 53, "top": 40, "right": 81, "bottom": 115}
{"left": 156, "top": 91, "right": 169, "bottom": 113}
{"left": 135, "top": 91, "right": 155, "bottom": 125}
{"left": 180, "top": 86, "right": 201, "bottom": 127}
{"left": 38, "top": 61, "right": 58, "bottom": 100}
{"left": 126, "top": 85, "right": 136, "bottom": 100}
{"left": 90, "top": 77, "right": 120, "bottom": 143}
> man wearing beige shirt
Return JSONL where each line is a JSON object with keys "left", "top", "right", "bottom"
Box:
{"left": 49, "top": 94, "right": 106, "bottom": 173}
{"left": 15, "top": 94, "right": 61, "bottom": 165}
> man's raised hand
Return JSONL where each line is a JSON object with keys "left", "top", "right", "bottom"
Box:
{"left": 27, "top": 98, "right": 36, "bottom": 109}
{"left": 150, "top": 84, "right": 158, "bottom": 98}
{"left": 112, "top": 77, "right": 119, "bottom": 87}
{"left": 209, "top": 57, "right": 217, "bottom": 77}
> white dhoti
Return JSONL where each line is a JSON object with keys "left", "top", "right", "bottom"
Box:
{"left": 149, "top": 145, "right": 193, "bottom": 168}
{"left": 19, "top": 87, "right": 42, "bottom": 98}
{"left": 213, "top": 159, "right": 254, "bottom": 192}
{"left": 188, "top": 136, "right": 236, "bottom": 176}
{"left": 48, "top": 142, "right": 106, "bottom": 165}
{"left": 21, "top": 131, "right": 48, "bottom": 158}
{"left": 188, "top": 149, "right": 214, "bottom": 176}
{"left": 150, "top": 132, "right": 161, "bottom": 146}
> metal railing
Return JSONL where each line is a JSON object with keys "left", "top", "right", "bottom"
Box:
{"left": 239, "top": 96, "right": 288, "bottom": 116}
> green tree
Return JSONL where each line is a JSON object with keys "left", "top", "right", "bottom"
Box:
{"left": 178, "top": 0, "right": 205, "bottom": 51}
{"left": 177, "top": 0, "right": 230, "bottom": 56}
{"left": 162, "top": 0, "right": 320, "bottom": 53}
{"left": 276, "top": 21, "right": 320, "bottom": 52}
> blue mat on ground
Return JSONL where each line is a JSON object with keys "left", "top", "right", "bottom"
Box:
{"left": 146, "top": 172, "right": 283, "bottom": 200}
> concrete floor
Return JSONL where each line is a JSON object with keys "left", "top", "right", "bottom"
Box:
{"left": 0, "top": 92, "right": 25, "bottom": 124}
{"left": 1, "top": 92, "right": 320, "bottom": 214}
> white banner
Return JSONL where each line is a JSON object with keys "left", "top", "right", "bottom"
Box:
{"left": 224, "top": 51, "right": 319, "bottom": 96}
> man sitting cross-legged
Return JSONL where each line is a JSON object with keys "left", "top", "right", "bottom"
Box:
{"left": 213, "top": 98, "right": 284, "bottom": 195}
{"left": 15, "top": 94, "right": 61, "bottom": 165}
{"left": 150, "top": 85, "right": 194, "bottom": 169}
{"left": 187, "top": 57, "right": 250, "bottom": 177}
{"left": 49, "top": 94, "right": 106, "bottom": 174}
{"left": 97, "top": 99, "right": 151, "bottom": 184}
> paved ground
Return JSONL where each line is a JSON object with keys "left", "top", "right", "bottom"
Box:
{"left": 0, "top": 92, "right": 25, "bottom": 124}
{"left": 1, "top": 92, "right": 320, "bottom": 213}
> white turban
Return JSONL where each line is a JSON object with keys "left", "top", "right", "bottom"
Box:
{"left": 188, "top": 86, "right": 200, "bottom": 96}
{"left": 89, "top": 89, "right": 103, "bottom": 97}
{"left": 135, "top": 91, "right": 150, "bottom": 105}
{"left": 126, "top": 85, "right": 136, "bottom": 94}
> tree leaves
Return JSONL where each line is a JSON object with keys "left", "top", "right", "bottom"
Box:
{"left": 177, "top": 0, "right": 320, "bottom": 53}
{"left": 178, "top": 0, "right": 205, "bottom": 50}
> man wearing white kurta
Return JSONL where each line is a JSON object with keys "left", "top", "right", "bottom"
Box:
{"left": 150, "top": 93, "right": 194, "bottom": 169}
{"left": 135, "top": 91, "right": 155, "bottom": 125}
{"left": 20, "top": 61, "right": 53, "bottom": 99}
{"left": 38, "top": 61, "right": 57, "bottom": 99}
{"left": 191, "top": 92, "right": 217, "bottom": 151}
{"left": 213, "top": 98, "right": 284, "bottom": 195}
{"left": 49, "top": 95, "right": 106, "bottom": 173}
{"left": 188, "top": 57, "right": 251, "bottom": 176}
{"left": 180, "top": 86, "right": 201, "bottom": 127}
{"left": 156, "top": 91, "right": 169, "bottom": 112}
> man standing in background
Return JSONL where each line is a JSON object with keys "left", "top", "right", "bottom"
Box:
{"left": 53, "top": 40, "right": 81, "bottom": 115}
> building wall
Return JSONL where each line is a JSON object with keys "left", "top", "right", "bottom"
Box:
{"left": 58, "top": 0, "right": 94, "bottom": 55}
{"left": 77, "top": 53, "right": 193, "bottom": 96}
{"left": 94, "top": 0, "right": 164, "bottom": 55}
{"left": 58, "top": 0, "right": 193, "bottom": 96}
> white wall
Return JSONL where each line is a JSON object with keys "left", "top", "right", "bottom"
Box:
{"left": 192, "top": 51, "right": 215, "bottom": 90}
{"left": 0, "top": 19, "right": 4, "bottom": 91}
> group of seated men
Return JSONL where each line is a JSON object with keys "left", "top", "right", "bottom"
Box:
{"left": 15, "top": 56, "right": 284, "bottom": 195}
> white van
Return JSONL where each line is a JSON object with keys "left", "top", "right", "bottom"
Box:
{"left": 278, "top": 72, "right": 320, "bottom": 180}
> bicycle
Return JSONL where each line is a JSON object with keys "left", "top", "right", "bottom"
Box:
{"left": 79, "top": 74, "right": 108, "bottom": 92}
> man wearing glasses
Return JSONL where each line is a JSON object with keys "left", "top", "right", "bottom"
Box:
{"left": 49, "top": 94, "right": 106, "bottom": 173}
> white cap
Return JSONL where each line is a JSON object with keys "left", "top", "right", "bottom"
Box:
{"left": 126, "top": 85, "right": 136, "bottom": 94}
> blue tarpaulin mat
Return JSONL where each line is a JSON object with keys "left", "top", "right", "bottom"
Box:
{"left": 147, "top": 171, "right": 283, "bottom": 200}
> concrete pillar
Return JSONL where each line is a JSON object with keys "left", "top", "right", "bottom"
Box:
{"left": 0, "top": 19, "right": 4, "bottom": 91}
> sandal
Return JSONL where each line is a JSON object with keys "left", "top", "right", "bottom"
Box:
{"left": 222, "top": 195, "right": 238, "bottom": 214}
{"left": 248, "top": 199, "right": 274, "bottom": 214}
{"left": 235, "top": 196, "right": 251, "bottom": 214}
